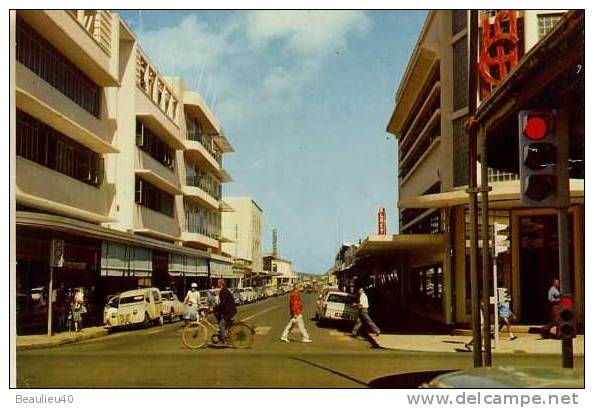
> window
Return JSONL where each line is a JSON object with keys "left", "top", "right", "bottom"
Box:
{"left": 16, "top": 110, "right": 103, "bottom": 186}
{"left": 452, "top": 115, "right": 469, "bottom": 186}
{"left": 136, "top": 120, "right": 175, "bottom": 170}
{"left": 451, "top": 10, "right": 467, "bottom": 35}
{"left": 16, "top": 18, "right": 101, "bottom": 117}
{"left": 452, "top": 37, "right": 468, "bottom": 111}
{"left": 184, "top": 202, "right": 220, "bottom": 238}
{"left": 135, "top": 177, "right": 174, "bottom": 217}
{"left": 538, "top": 13, "right": 564, "bottom": 39}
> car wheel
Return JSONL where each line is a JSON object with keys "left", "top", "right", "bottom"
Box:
{"left": 143, "top": 312, "right": 151, "bottom": 328}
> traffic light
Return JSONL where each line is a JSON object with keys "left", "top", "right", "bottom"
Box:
{"left": 518, "top": 110, "right": 569, "bottom": 208}
{"left": 558, "top": 294, "right": 576, "bottom": 339}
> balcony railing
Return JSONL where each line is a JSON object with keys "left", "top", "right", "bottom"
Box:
{"left": 68, "top": 10, "right": 113, "bottom": 56}
{"left": 185, "top": 203, "right": 221, "bottom": 239}
{"left": 186, "top": 126, "right": 223, "bottom": 165}
{"left": 487, "top": 168, "right": 519, "bottom": 183}
{"left": 136, "top": 49, "right": 179, "bottom": 124}
{"left": 186, "top": 174, "right": 222, "bottom": 200}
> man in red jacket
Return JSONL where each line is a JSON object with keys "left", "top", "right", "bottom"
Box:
{"left": 280, "top": 282, "right": 312, "bottom": 343}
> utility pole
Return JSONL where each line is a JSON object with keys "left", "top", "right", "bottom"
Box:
{"left": 480, "top": 126, "right": 492, "bottom": 366}
{"left": 467, "top": 9, "right": 482, "bottom": 367}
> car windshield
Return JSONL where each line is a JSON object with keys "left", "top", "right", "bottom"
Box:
{"left": 119, "top": 295, "right": 145, "bottom": 304}
{"left": 107, "top": 297, "right": 119, "bottom": 308}
{"left": 327, "top": 294, "right": 355, "bottom": 304}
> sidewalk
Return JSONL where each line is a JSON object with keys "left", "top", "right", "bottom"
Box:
{"left": 16, "top": 326, "right": 108, "bottom": 351}
{"left": 369, "top": 333, "right": 584, "bottom": 355}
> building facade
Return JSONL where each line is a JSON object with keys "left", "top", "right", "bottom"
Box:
{"left": 12, "top": 10, "right": 235, "bottom": 333}
{"left": 263, "top": 255, "right": 298, "bottom": 287}
{"left": 383, "top": 10, "right": 584, "bottom": 327}
{"left": 221, "top": 197, "right": 264, "bottom": 287}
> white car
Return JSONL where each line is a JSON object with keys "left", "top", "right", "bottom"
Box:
{"left": 238, "top": 288, "right": 249, "bottom": 304}
{"left": 315, "top": 291, "right": 358, "bottom": 322}
{"left": 264, "top": 286, "right": 277, "bottom": 297}
{"left": 112, "top": 288, "right": 164, "bottom": 328}
{"left": 103, "top": 295, "right": 120, "bottom": 327}
{"left": 160, "top": 290, "right": 184, "bottom": 323}
{"left": 244, "top": 287, "right": 256, "bottom": 303}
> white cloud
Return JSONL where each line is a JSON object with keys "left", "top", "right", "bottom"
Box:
{"left": 245, "top": 10, "right": 371, "bottom": 55}
{"left": 133, "top": 11, "right": 371, "bottom": 128}
{"left": 139, "top": 14, "right": 234, "bottom": 75}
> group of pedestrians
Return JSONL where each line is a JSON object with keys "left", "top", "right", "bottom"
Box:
{"left": 180, "top": 279, "right": 382, "bottom": 346}
{"left": 280, "top": 283, "right": 381, "bottom": 343}
{"left": 54, "top": 285, "right": 86, "bottom": 333}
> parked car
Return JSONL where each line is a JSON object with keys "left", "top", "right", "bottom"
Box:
{"left": 264, "top": 286, "right": 277, "bottom": 297}
{"left": 209, "top": 289, "right": 220, "bottom": 306}
{"left": 229, "top": 288, "right": 242, "bottom": 305}
{"left": 238, "top": 288, "right": 249, "bottom": 304}
{"left": 244, "top": 287, "right": 257, "bottom": 303}
{"left": 111, "top": 288, "right": 164, "bottom": 328}
{"left": 254, "top": 286, "right": 266, "bottom": 300}
{"left": 315, "top": 291, "right": 358, "bottom": 322}
{"left": 103, "top": 295, "right": 120, "bottom": 327}
{"left": 160, "top": 290, "right": 184, "bottom": 323}
{"left": 198, "top": 290, "right": 218, "bottom": 309}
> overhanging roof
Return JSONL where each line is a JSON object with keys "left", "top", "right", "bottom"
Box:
{"left": 356, "top": 234, "right": 445, "bottom": 258}
{"left": 399, "top": 180, "right": 584, "bottom": 209}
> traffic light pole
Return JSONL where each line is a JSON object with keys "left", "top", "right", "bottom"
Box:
{"left": 47, "top": 265, "right": 54, "bottom": 337}
{"left": 467, "top": 9, "right": 482, "bottom": 368}
{"left": 480, "top": 126, "right": 492, "bottom": 366}
{"left": 558, "top": 207, "right": 573, "bottom": 368}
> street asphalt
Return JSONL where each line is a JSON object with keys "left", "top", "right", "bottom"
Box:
{"left": 15, "top": 292, "right": 584, "bottom": 388}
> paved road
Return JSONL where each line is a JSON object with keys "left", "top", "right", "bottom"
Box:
{"left": 16, "top": 292, "right": 583, "bottom": 388}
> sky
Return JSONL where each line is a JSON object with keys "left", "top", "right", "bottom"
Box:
{"left": 118, "top": 10, "right": 428, "bottom": 274}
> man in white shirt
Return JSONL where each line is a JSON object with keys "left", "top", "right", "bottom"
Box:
{"left": 351, "top": 288, "right": 381, "bottom": 337}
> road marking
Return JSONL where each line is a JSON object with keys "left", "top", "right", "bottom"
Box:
{"left": 242, "top": 306, "right": 278, "bottom": 322}
{"left": 254, "top": 326, "right": 271, "bottom": 335}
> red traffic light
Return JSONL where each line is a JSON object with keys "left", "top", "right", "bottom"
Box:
{"left": 523, "top": 116, "right": 548, "bottom": 140}
{"left": 560, "top": 296, "right": 574, "bottom": 310}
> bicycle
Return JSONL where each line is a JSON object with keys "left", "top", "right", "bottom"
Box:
{"left": 180, "top": 307, "right": 255, "bottom": 349}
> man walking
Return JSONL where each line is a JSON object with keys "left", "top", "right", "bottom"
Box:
{"left": 351, "top": 287, "right": 381, "bottom": 337}
{"left": 542, "top": 277, "right": 561, "bottom": 338}
{"left": 281, "top": 282, "right": 312, "bottom": 343}
{"left": 215, "top": 279, "right": 237, "bottom": 344}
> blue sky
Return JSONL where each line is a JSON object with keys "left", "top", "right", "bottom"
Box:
{"left": 119, "top": 10, "right": 427, "bottom": 274}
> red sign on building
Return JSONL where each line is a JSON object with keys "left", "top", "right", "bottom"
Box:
{"left": 479, "top": 10, "right": 520, "bottom": 95}
{"left": 378, "top": 207, "right": 386, "bottom": 235}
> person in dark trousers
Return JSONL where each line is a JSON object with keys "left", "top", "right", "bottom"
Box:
{"left": 542, "top": 277, "right": 561, "bottom": 338}
{"left": 215, "top": 279, "right": 236, "bottom": 344}
{"left": 351, "top": 288, "right": 381, "bottom": 337}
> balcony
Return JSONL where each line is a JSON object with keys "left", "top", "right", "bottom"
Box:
{"left": 16, "top": 157, "right": 116, "bottom": 224}
{"left": 135, "top": 149, "right": 182, "bottom": 196}
{"left": 17, "top": 10, "right": 118, "bottom": 86}
{"left": 133, "top": 205, "right": 181, "bottom": 242}
{"left": 183, "top": 141, "right": 221, "bottom": 174}
{"left": 15, "top": 62, "right": 117, "bottom": 154}
{"left": 184, "top": 91, "right": 221, "bottom": 135}
{"left": 181, "top": 231, "right": 219, "bottom": 249}
{"left": 182, "top": 184, "right": 219, "bottom": 211}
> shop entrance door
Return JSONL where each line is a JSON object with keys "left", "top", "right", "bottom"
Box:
{"left": 519, "top": 214, "right": 574, "bottom": 324}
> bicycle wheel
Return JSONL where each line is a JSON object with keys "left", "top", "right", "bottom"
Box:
{"left": 227, "top": 322, "right": 254, "bottom": 349}
{"left": 181, "top": 323, "right": 208, "bottom": 349}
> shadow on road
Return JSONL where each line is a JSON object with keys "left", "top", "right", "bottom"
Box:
{"left": 368, "top": 370, "right": 456, "bottom": 388}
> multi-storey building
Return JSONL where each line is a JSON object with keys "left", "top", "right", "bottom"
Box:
{"left": 332, "top": 10, "right": 583, "bottom": 330}
{"left": 382, "top": 10, "right": 584, "bottom": 327}
{"left": 263, "top": 255, "right": 298, "bottom": 287}
{"left": 221, "top": 197, "right": 264, "bottom": 288}
{"left": 12, "top": 10, "right": 235, "bottom": 333}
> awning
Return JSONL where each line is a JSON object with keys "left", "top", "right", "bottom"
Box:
{"left": 399, "top": 180, "right": 584, "bottom": 209}
{"left": 357, "top": 234, "right": 445, "bottom": 257}
{"left": 210, "top": 259, "right": 234, "bottom": 278}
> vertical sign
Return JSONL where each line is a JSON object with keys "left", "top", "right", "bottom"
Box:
{"left": 378, "top": 207, "right": 386, "bottom": 235}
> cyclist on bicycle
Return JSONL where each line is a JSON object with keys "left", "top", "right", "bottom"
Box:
{"left": 214, "top": 279, "right": 236, "bottom": 344}
{"left": 183, "top": 283, "right": 201, "bottom": 322}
